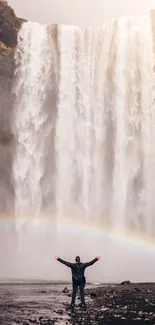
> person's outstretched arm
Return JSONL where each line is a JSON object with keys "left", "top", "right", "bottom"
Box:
{"left": 55, "top": 256, "right": 73, "bottom": 268}
{"left": 83, "top": 256, "right": 101, "bottom": 268}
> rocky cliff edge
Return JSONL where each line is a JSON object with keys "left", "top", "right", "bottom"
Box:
{"left": 0, "top": 0, "right": 25, "bottom": 90}
{"left": 0, "top": 0, "right": 25, "bottom": 215}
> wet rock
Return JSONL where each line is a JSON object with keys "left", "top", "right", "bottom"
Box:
{"left": 29, "top": 319, "right": 37, "bottom": 323}
{"left": 62, "top": 287, "right": 69, "bottom": 293}
{"left": 134, "top": 287, "right": 141, "bottom": 292}
{"left": 39, "top": 317, "right": 54, "bottom": 325}
{"left": 56, "top": 309, "right": 63, "bottom": 315}
{"left": 120, "top": 280, "right": 131, "bottom": 285}
{"left": 90, "top": 292, "right": 97, "bottom": 298}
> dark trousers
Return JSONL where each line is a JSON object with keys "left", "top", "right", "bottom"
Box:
{"left": 71, "top": 282, "right": 85, "bottom": 305}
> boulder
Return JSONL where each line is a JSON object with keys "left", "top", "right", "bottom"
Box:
{"left": 62, "top": 287, "right": 69, "bottom": 293}
{"left": 39, "top": 317, "right": 54, "bottom": 325}
{"left": 120, "top": 281, "right": 131, "bottom": 285}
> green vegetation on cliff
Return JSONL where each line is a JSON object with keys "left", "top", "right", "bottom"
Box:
{"left": 0, "top": 0, "right": 24, "bottom": 47}
{"left": 0, "top": 0, "right": 25, "bottom": 86}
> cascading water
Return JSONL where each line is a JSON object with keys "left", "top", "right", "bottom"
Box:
{"left": 12, "top": 23, "right": 59, "bottom": 220}
{"left": 6, "top": 12, "right": 155, "bottom": 281}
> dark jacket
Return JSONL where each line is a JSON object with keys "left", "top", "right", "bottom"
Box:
{"left": 58, "top": 257, "right": 98, "bottom": 284}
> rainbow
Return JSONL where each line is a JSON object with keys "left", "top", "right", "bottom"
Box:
{"left": 0, "top": 214, "right": 155, "bottom": 252}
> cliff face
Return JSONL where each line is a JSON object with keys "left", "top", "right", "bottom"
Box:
{"left": 0, "top": 0, "right": 24, "bottom": 215}
{"left": 0, "top": 0, "right": 24, "bottom": 89}
{"left": 0, "top": 0, "right": 22, "bottom": 47}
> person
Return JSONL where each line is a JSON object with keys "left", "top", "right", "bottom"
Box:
{"left": 55, "top": 255, "right": 101, "bottom": 309}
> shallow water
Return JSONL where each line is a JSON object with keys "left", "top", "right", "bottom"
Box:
{"left": 0, "top": 283, "right": 95, "bottom": 325}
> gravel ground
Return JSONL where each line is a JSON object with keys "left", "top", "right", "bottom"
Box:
{"left": 1, "top": 282, "right": 155, "bottom": 325}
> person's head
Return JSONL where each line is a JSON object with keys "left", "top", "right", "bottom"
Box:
{"left": 75, "top": 256, "right": 80, "bottom": 263}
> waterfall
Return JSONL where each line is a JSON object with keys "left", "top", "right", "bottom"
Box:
{"left": 9, "top": 13, "right": 155, "bottom": 281}
{"left": 13, "top": 14, "right": 155, "bottom": 236}
{"left": 13, "top": 23, "right": 59, "bottom": 220}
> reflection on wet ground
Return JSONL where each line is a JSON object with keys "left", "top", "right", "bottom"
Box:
{"left": 0, "top": 283, "right": 94, "bottom": 325}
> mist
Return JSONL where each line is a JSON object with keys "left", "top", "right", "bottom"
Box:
{"left": 1, "top": 221, "right": 155, "bottom": 283}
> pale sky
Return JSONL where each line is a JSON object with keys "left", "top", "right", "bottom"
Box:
{"left": 8, "top": 0, "right": 155, "bottom": 26}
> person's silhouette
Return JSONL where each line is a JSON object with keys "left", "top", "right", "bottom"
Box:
{"left": 55, "top": 255, "right": 101, "bottom": 309}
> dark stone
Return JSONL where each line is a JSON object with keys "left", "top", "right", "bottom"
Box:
{"left": 90, "top": 292, "right": 97, "bottom": 298}
{"left": 56, "top": 310, "right": 63, "bottom": 315}
{"left": 62, "top": 287, "right": 69, "bottom": 293}
{"left": 134, "top": 287, "right": 141, "bottom": 292}
{"left": 39, "top": 317, "right": 54, "bottom": 325}
{"left": 120, "top": 281, "right": 131, "bottom": 285}
{"left": 29, "top": 319, "right": 37, "bottom": 323}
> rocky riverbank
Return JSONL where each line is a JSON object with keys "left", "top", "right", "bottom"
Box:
{"left": 1, "top": 283, "right": 155, "bottom": 325}
{"left": 68, "top": 283, "right": 155, "bottom": 325}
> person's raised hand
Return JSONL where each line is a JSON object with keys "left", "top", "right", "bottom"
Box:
{"left": 55, "top": 256, "right": 59, "bottom": 260}
{"left": 96, "top": 256, "right": 101, "bottom": 260}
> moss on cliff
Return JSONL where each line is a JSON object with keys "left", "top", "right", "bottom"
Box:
{"left": 0, "top": 41, "right": 14, "bottom": 83}
{"left": 0, "top": 0, "right": 25, "bottom": 89}
{"left": 0, "top": 0, "right": 24, "bottom": 146}
{"left": 0, "top": 0, "right": 24, "bottom": 48}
